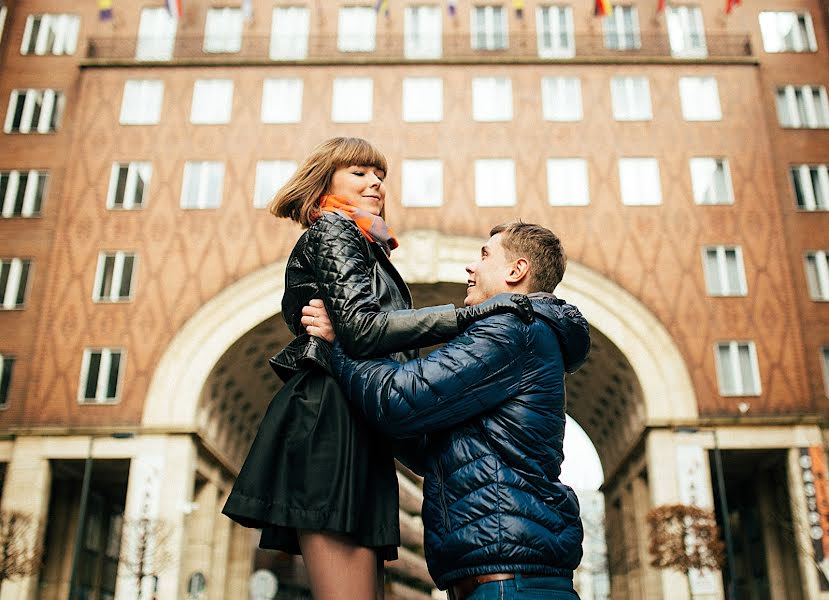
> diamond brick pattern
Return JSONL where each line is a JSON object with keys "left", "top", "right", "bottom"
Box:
{"left": 0, "top": 1, "right": 826, "bottom": 466}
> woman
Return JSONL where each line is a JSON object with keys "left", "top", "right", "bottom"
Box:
{"left": 223, "top": 137, "right": 530, "bottom": 599}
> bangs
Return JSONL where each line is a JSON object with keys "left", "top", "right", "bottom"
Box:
{"left": 330, "top": 138, "right": 388, "bottom": 174}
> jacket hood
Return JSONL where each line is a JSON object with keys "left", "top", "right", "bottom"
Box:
{"left": 529, "top": 293, "right": 591, "bottom": 373}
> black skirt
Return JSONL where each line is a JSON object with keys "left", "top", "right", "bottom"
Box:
{"left": 222, "top": 368, "right": 400, "bottom": 561}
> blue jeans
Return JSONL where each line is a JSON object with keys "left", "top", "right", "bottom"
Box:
{"left": 462, "top": 575, "right": 580, "bottom": 600}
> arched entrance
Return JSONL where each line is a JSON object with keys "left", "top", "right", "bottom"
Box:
{"left": 136, "top": 230, "right": 702, "bottom": 600}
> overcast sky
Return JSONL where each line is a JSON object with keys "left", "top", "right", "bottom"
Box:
{"left": 560, "top": 416, "right": 604, "bottom": 491}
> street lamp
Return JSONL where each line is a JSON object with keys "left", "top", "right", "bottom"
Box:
{"left": 68, "top": 432, "right": 134, "bottom": 600}
{"left": 674, "top": 427, "right": 738, "bottom": 600}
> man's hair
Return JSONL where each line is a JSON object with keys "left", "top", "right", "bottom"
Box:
{"left": 490, "top": 222, "right": 567, "bottom": 293}
{"left": 269, "top": 137, "right": 388, "bottom": 227}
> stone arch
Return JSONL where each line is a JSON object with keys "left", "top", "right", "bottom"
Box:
{"left": 142, "top": 231, "right": 697, "bottom": 429}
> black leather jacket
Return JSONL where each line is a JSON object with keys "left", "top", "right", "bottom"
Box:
{"left": 270, "top": 213, "right": 461, "bottom": 381}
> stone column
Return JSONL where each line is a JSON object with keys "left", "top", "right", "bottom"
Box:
{"left": 180, "top": 478, "right": 219, "bottom": 597}
{"left": 0, "top": 437, "right": 52, "bottom": 600}
{"left": 787, "top": 447, "right": 825, "bottom": 599}
{"left": 114, "top": 434, "right": 196, "bottom": 600}
{"left": 631, "top": 471, "right": 661, "bottom": 598}
{"left": 224, "top": 522, "right": 255, "bottom": 598}
{"left": 209, "top": 487, "right": 232, "bottom": 600}
{"left": 645, "top": 429, "right": 690, "bottom": 600}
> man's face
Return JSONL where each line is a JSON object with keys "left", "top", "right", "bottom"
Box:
{"left": 464, "top": 233, "right": 514, "bottom": 306}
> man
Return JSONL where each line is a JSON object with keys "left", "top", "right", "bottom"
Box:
{"left": 305, "top": 222, "right": 590, "bottom": 600}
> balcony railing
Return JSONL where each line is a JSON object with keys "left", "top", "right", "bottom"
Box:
{"left": 84, "top": 32, "right": 753, "bottom": 64}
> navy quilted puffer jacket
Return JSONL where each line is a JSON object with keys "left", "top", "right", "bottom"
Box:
{"left": 331, "top": 297, "right": 590, "bottom": 589}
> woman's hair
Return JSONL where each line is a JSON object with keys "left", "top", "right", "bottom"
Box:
{"left": 269, "top": 137, "right": 389, "bottom": 227}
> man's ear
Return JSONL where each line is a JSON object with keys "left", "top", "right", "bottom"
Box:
{"left": 506, "top": 257, "right": 530, "bottom": 284}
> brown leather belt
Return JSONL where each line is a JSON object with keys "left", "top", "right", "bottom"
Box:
{"left": 448, "top": 573, "right": 542, "bottom": 600}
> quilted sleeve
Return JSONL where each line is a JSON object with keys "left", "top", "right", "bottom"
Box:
{"left": 308, "top": 214, "right": 459, "bottom": 358}
{"left": 330, "top": 315, "right": 526, "bottom": 437}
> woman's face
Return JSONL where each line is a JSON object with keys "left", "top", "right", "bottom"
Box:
{"left": 327, "top": 165, "right": 386, "bottom": 216}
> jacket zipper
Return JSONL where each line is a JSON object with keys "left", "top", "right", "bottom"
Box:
{"left": 436, "top": 461, "right": 450, "bottom": 531}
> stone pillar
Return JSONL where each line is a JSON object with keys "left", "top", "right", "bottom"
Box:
{"left": 645, "top": 429, "right": 690, "bottom": 600}
{"left": 114, "top": 434, "right": 197, "bottom": 600}
{"left": 224, "top": 521, "right": 254, "bottom": 598}
{"left": 0, "top": 437, "right": 52, "bottom": 600}
{"left": 787, "top": 447, "right": 825, "bottom": 600}
{"left": 620, "top": 479, "right": 643, "bottom": 600}
{"left": 631, "top": 471, "right": 661, "bottom": 598}
{"left": 180, "top": 478, "right": 219, "bottom": 597}
{"left": 209, "top": 488, "right": 232, "bottom": 600}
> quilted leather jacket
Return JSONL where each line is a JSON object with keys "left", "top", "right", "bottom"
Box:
{"left": 270, "top": 212, "right": 462, "bottom": 381}
{"left": 330, "top": 297, "right": 591, "bottom": 589}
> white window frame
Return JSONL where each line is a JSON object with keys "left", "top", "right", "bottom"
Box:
{"left": 690, "top": 158, "right": 733, "bottom": 205}
{"left": 474, "top": 159, "right": 516, "bottom": 207}
{"left": 20, "top": 14, "right": 80, "bottom": 56}
{"left": 547, "top": 159, "right": 589, "bottom": 206}
{"left": 0, "top": 354, "right": 13, "bottom": 409}
{"left": 401, "top": 159, "right": 443, "bottom": 207}
{"left": 536, "top": 5, "right": 575, "bottom": 58}
{"left": 331, "top": 77, "right": 373, "bottom": 123}
{"left": 715, "top": 341, "right": 761, "bottom": 396}
{"left": 541, "top": 76, "right": 582, "bottom": 121}
{"left": 611, "top": 76, "right": 652, "bottom": 121}
{"left": 106, "top": 162, "right": 151, "bottom": 210}
{"left": 136, "top": 7, "right": 176, "bottom": 61}
{"left": 338, "top": 6, "right": 376, "bottom": 52}
{"left": 93, "top": 251, "right": 137, "bottom": 302}
{"left": 4, "top": 89, "right": 64, "bottom": 134}
{"left": 619, "top": 158, "right": 661, "bottom": 205}
{"left": 1, "top": 170, "right": 47, "bottom": 217}
{"left": 759, "top": 11, "right": 817, "bottom": 53}
{"left": 472, "top": 77, "right": 513, "bottom": 122}
{"left": 190, "top": 79, "right": 234, "bottom": 124}
{"left": 805, "top": 250, "right": 829, "bottom": 301}
{"left": 78, "top": 348, "right": 124, "bottom": 404}
{"left": 776, "top": 85, "right": 829, "bottom": 128}
{"left": 679, "top": 77, "right": 722, "bottom": 121}
{"left": 0, "top": 5, "right": 7, "bottom": 46}
{"left": 603, "top": 5, "right": 640, "bottom": 51}
{"left": 822, "top": 347, "right": 829, "bottom": 398}
{"left": 270, "top": 6, "right": 309, "bottom": 60}
{"left": 0, "top": 258, "right": 31, "bottom": 309}
{"left": 471, "top": 5, "right": 508, "bottom": 50}
{"left": 404, "top": 5, "right": 442, "bottom": 59}
{"left": 666, "top": 5, "right": 707, "bottom": 58}
{"left": 702, "top": 245, "right": 747, "bottom": 296}
{"left": 791, "top": 164, "right": 829, "bottom": 211}
{"left": 254, "top": 160, "right": 297, "bottom": 208}
{"left": 204, "top": 7, "right": 243, "bottom": 53}
{"left": 181, "top": 161, "right": 225, "bottom": 209}
{"left": 119, "top": 80, "right": 163, "bottom": 125}
{"left": 402, "top": 77, "right": 443, "bottom": 122}
{"left": 261, "top": 78, "right": 303, "bottom": 124}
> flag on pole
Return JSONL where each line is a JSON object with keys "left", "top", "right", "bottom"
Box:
{"left": 657, "top": 0, "right": 666, "bottom": 13}
{"left": 242, "top": 0, "right": 253, "bottom": 22}
{"left": 166, "top": 0, "right": 182, "bottom": 19}
{"left": 725, "top": 0, "right": 740, "bottom": 14}
{"left": 513, "top": 0, "right": 525, "bottom": 19}
{"left": 448, "top": 0, "right": 457, "bottom": 18}
{"left": 595, "top": 0, "right": 612, "bottom": 17}
{"left": 375, "top": 0, "right": 389, "bottom": 17}
{"left": 97, "top": 0, "right": 113, "bottom": 21}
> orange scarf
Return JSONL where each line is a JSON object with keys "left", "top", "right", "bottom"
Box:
{"left": 317, "top": 194, "right": 399, "bottom": 255}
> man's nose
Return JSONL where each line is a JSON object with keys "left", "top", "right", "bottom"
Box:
{"left": 465, "top": 264, "right": 474, "bottom": 275}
